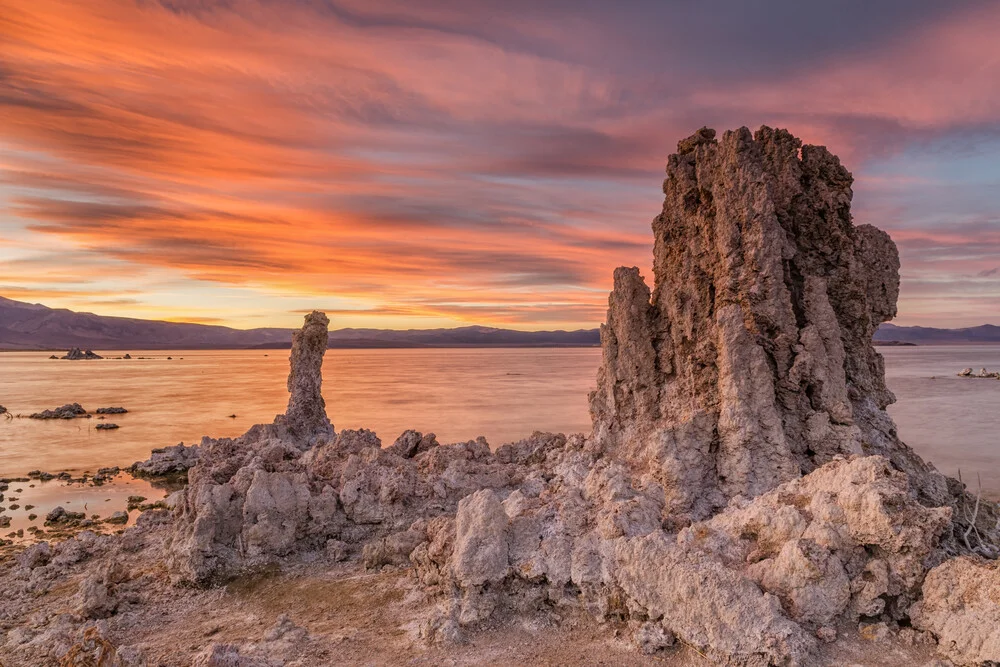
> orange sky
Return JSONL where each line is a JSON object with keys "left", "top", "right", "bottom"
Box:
{"left": 2, "top": 0, "right": 999, "bottom": 329}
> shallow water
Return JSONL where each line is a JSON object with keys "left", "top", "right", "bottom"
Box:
{"left": 0, "top": 475, "right": 171, "bottom": 537}
{"left": 1, "top": 345, "right": 999, "bottom": 492}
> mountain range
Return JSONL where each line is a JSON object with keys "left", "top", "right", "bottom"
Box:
{"left": 872, "top": 322, "right": 1000, "bottom": 345}
{"left": 0, "top": 296, "right": 599, "bottom": 350}
{"left": 1, "top": 296, "right": 998, "bottom": 350}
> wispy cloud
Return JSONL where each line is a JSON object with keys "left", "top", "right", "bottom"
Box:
{"left": 1, "top": 0, "right": 998, "bottom": 328}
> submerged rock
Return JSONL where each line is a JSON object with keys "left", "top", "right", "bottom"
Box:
{"left": 30, "top": 403, "right": 88, "bottom": 420}
{"left": 62, "top": 348, "right": 103, "bottom": 360}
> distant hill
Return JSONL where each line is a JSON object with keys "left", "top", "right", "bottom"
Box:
{"left": 0, "top": 296, "right": 290, "bottom": 350}
{"left": 2, "top": 295, "right": 997, "bottom": 350}
{"left": 874, "top": 323, "right": 1000, "bottom": 345}
{"left": 0, "top": 296, "right": 599, "bottom": 350}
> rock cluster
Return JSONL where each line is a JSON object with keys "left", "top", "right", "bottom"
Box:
{"left": 62, "top": 348, "right": 103, "bottom": 360}
{"left": 96, "top": 407, "right": 129, "bottom": 414}
{"left": 29, "top": 403, "right": 88, "bottom": 420}
{"left": 129, "top": 443, "right": 201, "bottom": 478}
{"left": 957, "top": 367, "right": 1000, "bottom": 379}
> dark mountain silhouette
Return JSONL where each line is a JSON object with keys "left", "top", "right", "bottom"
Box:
{"left": 873, "top": 322, "right": 1000, "bottom": 345}
{"left": 3, "top": 295, "right": 997, "bottom": 350}
{"left": 0, "top": 296, "right": 599, "bottom": 350}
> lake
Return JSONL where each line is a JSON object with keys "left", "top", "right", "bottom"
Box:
{"left": 1, "top": 346, "right": 999, "bottom": 494}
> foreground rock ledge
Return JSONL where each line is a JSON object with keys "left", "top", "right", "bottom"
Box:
{"left": 2, "top": 126, "right": 999, "bottom": 667}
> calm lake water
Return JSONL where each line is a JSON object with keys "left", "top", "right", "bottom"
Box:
{"left": 1, "top": 346, "right": 999, "bottom": 493}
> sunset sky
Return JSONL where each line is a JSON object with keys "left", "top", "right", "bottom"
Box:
{"left": 2, "top": 0, "right": 999, "bottom": 330}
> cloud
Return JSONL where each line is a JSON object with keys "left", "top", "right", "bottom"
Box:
{"left": 1, "top": 0, "right": 999, "bottom": 328}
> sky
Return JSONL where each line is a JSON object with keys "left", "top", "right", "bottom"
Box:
{"left": 1, "top": 0, "right": 999, "bottom": 330}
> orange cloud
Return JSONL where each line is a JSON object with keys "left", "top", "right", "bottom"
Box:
{"left": 1, "top": 0, "right": 998, "bottom": 328}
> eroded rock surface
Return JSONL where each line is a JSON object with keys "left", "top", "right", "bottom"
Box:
{"left": 911, "top": 557, "right": 1000, "bottom": 665}
{"left": 590, "top": 127, "right": 951, "bottom": 521}
{"left": 130, "top": 442, "right": 201, "bottom": 478}
{"left": 277, "top": 310, "right": 333, "bottom": 441}
{"left": 30, "top": 403, "right": 88, "bottom": 420}
{"left": 63, "top": 348, "right": 103, "bottom": 360}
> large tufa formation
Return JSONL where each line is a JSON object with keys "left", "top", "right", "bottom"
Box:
{"left": 590, "top": 126, "right": 949, "bottom": 519}
{"left": 277, "top": 310, "right": 333, "bottom": 440}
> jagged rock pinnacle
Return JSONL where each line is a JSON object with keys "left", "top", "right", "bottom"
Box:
{"left": 281, "top": 310, "right": 333, "bottom": 440}
{"left": 590, "top": 126, "right": 948, "bottom": 519}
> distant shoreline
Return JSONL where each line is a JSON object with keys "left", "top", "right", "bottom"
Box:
{"left": 0, "top": 344, "right": 603, "bottom": 353}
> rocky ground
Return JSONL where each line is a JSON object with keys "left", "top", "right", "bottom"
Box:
{"left": 2, "top": 127, "right": 999, "bottom": 666}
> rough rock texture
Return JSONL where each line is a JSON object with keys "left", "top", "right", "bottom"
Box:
{"left": 129, "top": 442, "right": 201, "bottom": 477}
{"left": 413, "top": 454, "right": 953, "bottom": 665}
{"left": 589, "top": 126, "right": 951, "bottom": 521}
{"left": 167, "top": 419, "right": 569, "bottom": 584}
{"left": 276, "top": 310, "right": 333, "bottom": 441}
{"left": 30, "top": 402, "right": 88, "bottom": 419}
{"left": 63, "top": 348, "right": 103, "bottom": 360}
{"left": 911, "top": 557, "right": 1000, "bottom": 665}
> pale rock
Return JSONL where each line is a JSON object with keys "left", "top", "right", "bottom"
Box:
{"left": 452, "top": 490, "right": 509, "bottom": 588}
{"left": 589, "top": 126, "right": 951, "bottom": 520}
{"left": 910, "top": 557, "right": 1000, "bottom": 665}
{"left": 129, "top": 443, "right": 201, "bottom": 477}
{"left": 276, "top": 310, "right": 333, "bottom": 441}
{"left": 611, "top": 531, "right": 816, "bottom": 665}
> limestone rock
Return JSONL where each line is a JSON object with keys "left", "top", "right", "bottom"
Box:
{"left": 389, "top": 430, "right": 440, "bottom": 458}
{"left": 192, "top": 643, "right": 277, "bottom": 667}
{"left": 30, "top": 403, "right": 87, "bottom": 420}
{"left": 16, "top": 542, "right": 52, "bottom": 569}
{"left": 63, "top": 348, "right": 103, "bottom": 360}
{"left": 362, "top": 527, "right": 425, "bottom": 569}
{"left": 589, "top": 126, "right": 963, "bottom": 529}
{"left": 691, "top": 456, "right": 952, "bottom": 624}
{"left": 911, "top": 557, "right": 1000, "bottom": 665}
{"left": 74, "top": 562, "right": 125, "bottom": 619}
{"left": 129, "top": 442, "right": 201, "bottom": 477}
{"left": 277, "top": 310, "right": 332, "bottom": 441}
{"left": 452, "top": 490, "right": 509, "bottom": 588}
{"left": 612, "top": 532, "right": 817, "bottom": 665}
